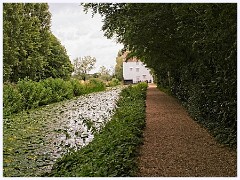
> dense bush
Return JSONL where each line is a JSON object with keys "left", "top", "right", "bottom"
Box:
{"left": 85, "top": 78, "right": 106, "bottom": 93}
{"left": 17, "top": 78, "right": 45, "bottom": 109}
{"left": 171, "top": 58, "right": 237, "bottom": 148}
{"left": 3, "top": 83, "right": 24, "bottom": 115}
{"left": 41, "top": 78, "right": 74, "bottom": 103}
{"left": 47, "top": 82, "right": 148, "bottom": 177}
{"left": 3, "top": 78, "right": 106, "bottom": 116}
{"left": 70, "top": 79, "right": 86, "bottom": 96}
{"left": 106, "top": 78, "right": 121, "bottom": 87}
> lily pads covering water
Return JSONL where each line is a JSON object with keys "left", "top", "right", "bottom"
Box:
{"left": 3, "top": 86, "right": 124, "bottom": 177}
{"left": 48, "top": 82, "right": 148, "bottom": 177}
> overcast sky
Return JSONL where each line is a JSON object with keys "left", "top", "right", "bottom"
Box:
{"left": 48, "top": 3, "right": 124, "bottom": 73}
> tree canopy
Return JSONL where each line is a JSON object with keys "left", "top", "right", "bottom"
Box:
{"left": 73, "top": 56, "right": 96, "bottom": 81}
{"left": 3, "top": 3, "right": 73, "bottom": 82}
{"left": 98, "top": 65, "right": 111, "bottom": 81}
{"left": 83, "top": 3, "right": 237, "bottom": 147}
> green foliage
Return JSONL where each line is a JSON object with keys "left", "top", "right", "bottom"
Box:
{"left": 85, "top": 78, "right": 106, "bottom": 93}
{"left": 3, "top": 78, "right": 107, "bottom": 116}
{"left": 3, "top": 84, "right": 24, "bottom": 116}
{"left": 73, "top": 56, "right": 96, "bottom": 81}
{"left": 98, "top": 65, "right": 112, "bottom": 81}
{"left": 70, "top": 79, "right": 85, "bottom": 96}
{"left": 44, "top": 34, "right": 74, "bottom": 80}
{"left": 83, "top": 3, "right": 237, "bottom": 148}
{"left": 3, "top": 3, "right": 73, "bottom": 82}
{"left": 47, "top": 82, "right": 148, "bottom": 177}
{"left": 17, "top": 78, "right": 45, "bottom": 109}
{"left": 114, "top": 50, "right": 124, "bottom": 81}
{"left": 41, "top": 78, "right": 74, "bottom": 103}
{"left": 107, "top": 78, "right": 120, "bottom": 87}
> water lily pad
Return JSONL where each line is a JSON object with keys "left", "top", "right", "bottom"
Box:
{"left": 3, "top": 86, "right": 124, "bottom": 177}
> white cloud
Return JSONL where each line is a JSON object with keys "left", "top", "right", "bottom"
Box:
{"left": 48, "top": 3, "right": 123, "bottom": 73}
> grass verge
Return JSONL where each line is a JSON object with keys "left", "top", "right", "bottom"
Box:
{"left": 46, "top": 82, "right": 148, "bottom": 177}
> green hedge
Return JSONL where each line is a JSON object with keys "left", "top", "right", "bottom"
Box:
{"left": 70, "top": 79, "right": 86, "bottom": 96}
{"left": 106, "top": 78, "right": 121, "bottom": 87}
{"left": 3, "top": 83, "right": 24, "bottom": 115}
{"left": 157, "top": 61, "right": 236, "bottom": 149}
{"left": 182, "top": 62, "right": 236, "bottom": 148}
{"left": 86, "top": 78, "right": 106, "bottom": 93}
{"left": 46, "top": 82, "right": 148, "bottom": 177}
{"left": 157, "top": 55, "right": 236, "bottom": 148}
{"left": 3, "top": 78, "right": 106, "bottom": 116}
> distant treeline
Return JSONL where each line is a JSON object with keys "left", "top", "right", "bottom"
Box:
{"left": 3, "top": 3, "right": 73, "bottom": 82}
{"left": 83, "top": 3, "right": 237, "bottom": 148}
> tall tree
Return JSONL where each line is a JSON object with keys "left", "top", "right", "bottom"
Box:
{"left": 3, "top": 3, "right": 73, "bottom": 82}
{"left": 98, "top": 65, "right": 111, "bottom": 81}
{"left": 3, "top": 3, "right": 24, "bottom": 82}
{"left": 73, "top": 56, "right": 96, "bottom": 81}
{"left": 44, "top": 34, "right": 73, "bottom": 80}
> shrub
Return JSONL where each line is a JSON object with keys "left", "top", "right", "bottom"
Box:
{"left": 107, "top": 78, "right": 120, "bottom": 87}
{"left": 38, "top": 82, "right": 53, "bottom": 106}
{"left": 70, "top": 79, "right": 85, "bottom": 96}
{"left": 17, "top": 78, "right": 44, "bottom": 109}
{"left": 3, "top": 77, "right": 107, "bottom": 116}
{"left": 47, "top": 83, "right": 147, "bottom": 177}
{"left": 167, "top": 58, "right": 236, "bottom": 148}
{"left": 85, "top": 78, "right": 106, "bottom": 93}
{"left": 3, "top": 83, "right": 24, "bottom": 116}
{"left": 41, "top": 78, "right": 74, "bottom": 103}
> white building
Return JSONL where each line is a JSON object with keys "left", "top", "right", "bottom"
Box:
{"left": 122, "top": 52, "right": 153, "bottom": 84}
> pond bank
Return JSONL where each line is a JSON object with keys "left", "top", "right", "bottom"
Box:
{"left": 3, "top": 86, "right": 124, "bottom": 177}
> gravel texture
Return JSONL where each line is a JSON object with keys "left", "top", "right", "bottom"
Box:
{"left": 137, "top": 84, "right": 237, "bottom": 177}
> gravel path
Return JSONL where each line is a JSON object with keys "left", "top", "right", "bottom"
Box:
{"left": 137, "top": 84, "right": 237, "bottom": 177}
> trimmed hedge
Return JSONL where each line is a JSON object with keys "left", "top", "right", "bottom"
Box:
{"left": 46, "top": 82, "right": 148, "bottom": 177}
{"left": 3, "top": 78, "right": 106, "bottom": 116}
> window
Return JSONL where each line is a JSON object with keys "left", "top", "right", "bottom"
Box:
{"left": 130, "top": 67, "right": 133, "bottom": 71}
{"left": 143, "top": 75, "right": 146, "bottom": 79}
{"left": 136, "top": 68, "right": 139, "bottom": 72}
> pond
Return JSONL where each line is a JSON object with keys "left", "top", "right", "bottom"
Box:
{"left": 3, "top": 86, "right": 124, "bottom": 177}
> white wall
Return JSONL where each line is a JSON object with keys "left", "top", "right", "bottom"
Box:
{"left": 123, "top": 61, "right": 153, "bottom": 83}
